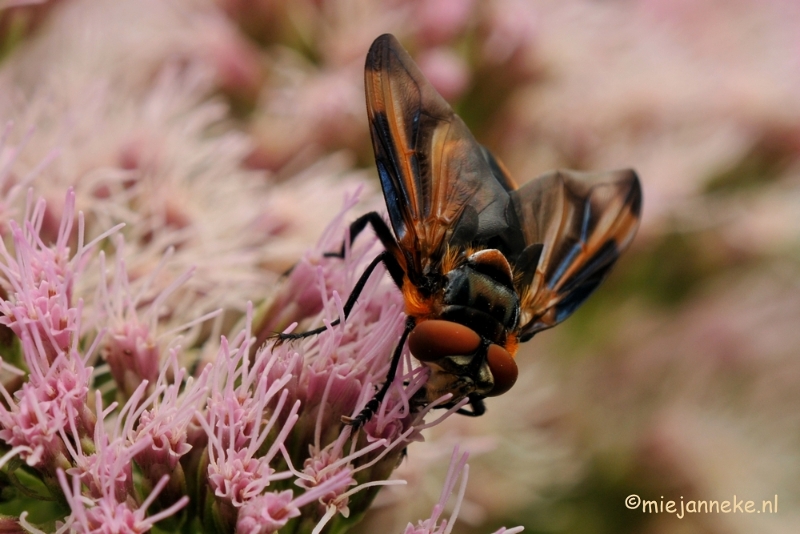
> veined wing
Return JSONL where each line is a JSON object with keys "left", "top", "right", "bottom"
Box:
{"left": 365, "top": 34, "right": 519, "bottom": 280}
{"left": 511, "top": 169, "right": 642, "bottom": 341}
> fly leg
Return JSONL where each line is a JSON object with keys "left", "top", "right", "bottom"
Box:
{"left": 273, "top": 212, "right": 406, "bottom": 342}
{"left": 455, "top": 394, "right": 486, "bottom": 417}
{"left": 273, "top": 250, "right": 398, "bottom": 341}
{"left": 325, "top": 211, "right": 405, "bottom": 287}
{"left": 342, "top": 316, "right": 415, "bottom": 429}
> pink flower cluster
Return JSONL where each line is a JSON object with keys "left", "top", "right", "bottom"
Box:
{"left": 0, "top": 186, "right": 510, "bottom": 533}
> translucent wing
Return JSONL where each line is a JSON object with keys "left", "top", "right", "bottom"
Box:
{"left": 511, "top": 169, "right": 642, "bottom": 341}
{"left": 365, "top": 34, "right": 520, "bottom": 280}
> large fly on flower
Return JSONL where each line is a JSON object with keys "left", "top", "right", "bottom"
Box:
{"left": 277, "top": 34, "right": 642, "bottom": 429}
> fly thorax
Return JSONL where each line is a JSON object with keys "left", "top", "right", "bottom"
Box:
{"left": 440, "top": 249, "right": 520, "bottom": 343}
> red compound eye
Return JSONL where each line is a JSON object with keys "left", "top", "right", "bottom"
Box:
{"left": 408, "top": 320, "right": 481, "bottom": 362}
{"left": 486, "top": 344, "right": 518, "bottom": 396}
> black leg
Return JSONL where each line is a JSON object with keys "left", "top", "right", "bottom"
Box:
{"left": 455, "top": 394, "right": 486, "bottom": 417}
{"left": 342, "top": 316, "right": 416, "bottom": 429}
{"left": 326, "top": 212, "right": 395, "bottom": 258}
{"left": 274, "top": 250, "right": 397, "bottom": 341}
{"left": 325, "top": 212, "right": 406, "bottom": 288}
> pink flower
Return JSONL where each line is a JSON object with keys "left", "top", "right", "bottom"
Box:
{"left": 0, "top": 190, "right": 193, "bottom": 530}
{"left": 236, "top": 490, "right": 299, "bottom": 534}
{"left": 95, "top": 236, "right": 220, "bottom": 400}
{"left": 56, "top": 469, "right": 188, "bottom": 534}
{"left": 0, "top": 190, "right": 81, "bottom": 363}
{"left": 126, "top": 351, "right": 210, "bottom": 504}
{"left": 66, "top": 391, "right": 142, "bottom": 504}
{"left": 403, "top": 448, "right": 523, "bottom": 534}
{"left": 56, "top": 389, "right": 190, "bottom": 532}
{"left": 0, "top": 373, "right": 69, "bottom": 469}
{"left": 199, "top": 319, "right": 302, "bottom": 528}
{"left": 236, "top": 470, "right": 353, "bottom": 534}
{"left": 101, "top": 319, "right": 160, "bottom": 400}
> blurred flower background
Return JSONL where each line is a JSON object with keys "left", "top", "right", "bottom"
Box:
{"left": 0, "top": 0, "right": 799, "bottom": 533}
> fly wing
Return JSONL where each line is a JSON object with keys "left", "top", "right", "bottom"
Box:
{"left": 511, "top": 169, "right": 642, "bottom": 341}
{"left": 365, "top": 34, "right": 520, "bottom": 280}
